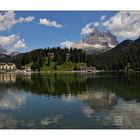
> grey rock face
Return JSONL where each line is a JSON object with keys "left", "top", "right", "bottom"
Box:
{"left": 82, "top": 29, "right": 118, "bottom": 48}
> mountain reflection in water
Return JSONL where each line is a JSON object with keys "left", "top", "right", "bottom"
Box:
{"left": 0, "top": 73, "right": 140, "bottom": 128}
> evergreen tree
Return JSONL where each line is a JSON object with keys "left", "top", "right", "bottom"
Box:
{"left": 54, "top": 63, "right": 57, "bottom": 71}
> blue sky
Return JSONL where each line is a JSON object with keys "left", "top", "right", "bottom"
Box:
{"left": 0, "top": 11, "right": 140, "bottom": 53}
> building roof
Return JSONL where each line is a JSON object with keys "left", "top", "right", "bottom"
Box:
{"left": 0, "top": 62, "right": 16, "bottom": 65}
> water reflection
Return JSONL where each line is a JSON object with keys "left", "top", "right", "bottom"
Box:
{"left": 0, "top": 73, "right": 140, "bottom": 128}
{"left": 62, "top": 92, "right": 117, "bottom": 118}
{"left": 41, "top": 115, "right": 62, "bottom": 126}
{"left": 77, "top": 92, "right": 117, "bottom": 112}
{"left": 0, "top": 91, "right": 26, "bottom": 110}
{"left": 0, "top": 114, "right": 17, "bottom": 128}
{"left": 0, "top": 74, "right": 16, "bottom": 84}
{"left": 103, "top": 100, "right": 140, "bottom": 128}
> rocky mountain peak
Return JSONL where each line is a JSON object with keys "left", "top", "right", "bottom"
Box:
{"left": 82, "top": 29, "right": 118, "bottom": 48}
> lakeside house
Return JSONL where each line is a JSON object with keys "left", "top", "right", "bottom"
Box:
{"left": 80, "top": 66, "right": 97, "bottom": 72}
{"left": 21, "top": 66, "right": 32, "bottom": 72}
{"left": 0, "top": 63, "right": 16, "bottom": 71}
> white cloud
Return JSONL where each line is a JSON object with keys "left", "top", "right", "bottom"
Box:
{"left": 80, "top": 23, "right": 94, "bottom": 35}
{"left": 0, "top": 34, "right": 18, "bottom": 46}
{"left": 39, "top": 18, "right": 63, "bottom": 28}
{"left": 102, "top": 11, "right": 140, "bottom": 39}
{"left": 0, "top": 11, "right": 34, "bottom": 31}
{"left": 80, "top": 15, "right": 106, "bottom": 35}
{"left": 60, "top": 40, "right": 75, "bottom": 49}
{"left": 13, "top": 39, "right": 26, "bottom": 49}
{"left": 17, "top": 16, "right": 34, "bottom": 23}
{"left": 0, "top": 34, "right": 27, "bottom": 51}
{"left": 94, "top": 21, "right": 99, "bottom": 27}
{"left": 0, "top": 11, "right": 16, "bottom": 31}
{"left": 100, "top": 15, "right": 106, "bottom": 21}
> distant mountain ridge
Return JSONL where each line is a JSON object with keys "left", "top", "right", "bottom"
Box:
{"left": 0, "top": 29, "right": 118, "bottom": 56}
{"left": 0, "top": 44, "right": 20, "bottom": 58}
{"left": 0, "top": 44, "right": 7, "bottom": 54}
{"left": 89, "top": 36, "right": 140, "bottom": 71}
{"left": 0, "top": 35, "right": 140, "bottom": 71}
{"left": 0, "top": 45, "right": 21, "bottom": 62}
{"left": 108, "top": 37, "right": 140, "bottom": 53}
{"left": 9, "top": 51, "right": 20, "bottom": 57}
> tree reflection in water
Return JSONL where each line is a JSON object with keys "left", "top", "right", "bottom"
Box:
{"left": 0, "top": 73, "right": 139, "bottom": 128}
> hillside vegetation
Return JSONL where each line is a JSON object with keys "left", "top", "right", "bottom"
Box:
{"left": 0, "top": 36, "right": 140, "bottom": 72}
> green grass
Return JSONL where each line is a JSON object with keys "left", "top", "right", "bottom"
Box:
{"left": 41, "top": 62, "right": 56, "bottom": 71}
{"left": 40, "top": 57, "right": 56, "bottom": 71}
{"left": 57, "top": 61, "right": 87, "bottom": 71}
{"left": 24, "top": 62, "right": 33, "bottom": 68}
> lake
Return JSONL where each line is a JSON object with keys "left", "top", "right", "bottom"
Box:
{"left": 0, "top": 72, "right": 140, "bottom": 129}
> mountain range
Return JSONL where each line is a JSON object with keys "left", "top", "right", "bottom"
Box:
{"left": 9, "top": 51, "right": 20, "bottom": 57}
{"left": 0, "top": 29, "right": 118, "bottom": 56}
{"left": 70, "top": 29, "right": 119, "bottom": 54}
{"left": 0, "top": 44, "right": 20, "bottom": 56}
{"left": 0, "top": 30, "right": 140, "bottom": 71}
{"left": 89, "top": 36, "right": 140, "bottom": 71}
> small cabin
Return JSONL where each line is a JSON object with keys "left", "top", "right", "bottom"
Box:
{"left": 21, "top": 66, "right": 32, "bottom": 72}
{"left": 0, "top": 63, "right": 16, "bottom": 71}
{"left": 47, "top": 53, "right": 54, "bottom": 59}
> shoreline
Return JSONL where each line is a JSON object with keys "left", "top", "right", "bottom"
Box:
{"left": 0, "top": 70, "right": 100, "bottom": 75}
{"left": 1, "top": 70, "right": 140, "bottom": 75}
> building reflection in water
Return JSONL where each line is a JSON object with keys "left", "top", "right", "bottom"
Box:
{"left": 0, "top": 74, "right": 16, "bottom": 84}
{"left": 0, "top": 74, "right": 27, "bottom": 110}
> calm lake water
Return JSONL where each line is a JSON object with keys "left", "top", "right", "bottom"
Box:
{"left": 0, "top": 72, "right": 140, "bottom": 129}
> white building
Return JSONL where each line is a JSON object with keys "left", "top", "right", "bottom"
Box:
{"left": 0, "top": 63, "right": 16, "bottom": 71}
